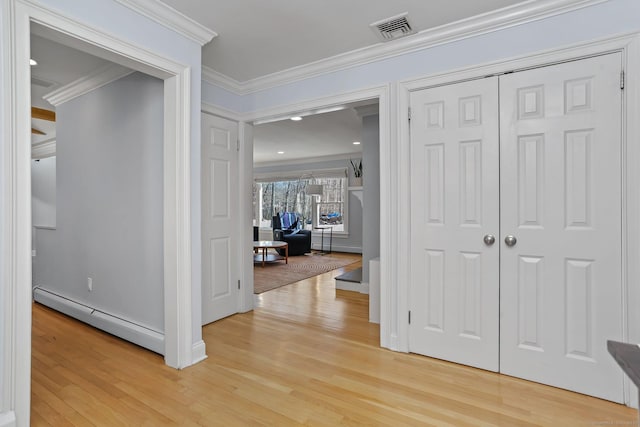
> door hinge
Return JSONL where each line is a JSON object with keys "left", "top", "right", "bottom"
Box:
{"left": 620, "top": 71, "right": 625, "bottom": 90}
{"left": 237, "top": 279, "right": 241, "bottom": 289}
{"left": 408, "top": 107, "right": 412, "bottom": 122}
{"left": 408, "top": 310, "right": 411, "bottom": 324}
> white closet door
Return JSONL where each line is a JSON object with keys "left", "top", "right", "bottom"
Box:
{"left": 409, "top": 77, "right": 500, "bottom": 371}
{"left": 201, "top": 113, "right": 240, "bottom": 325}
{"left": 499, "top": 53, "right": 624, "bottom": 402}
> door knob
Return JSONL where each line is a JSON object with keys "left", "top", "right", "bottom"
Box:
{"left": 483, "top": 234, "right": 496, "bottom": 246}
{"left": 504, "top": 235, "right": 517, "bottom": 247}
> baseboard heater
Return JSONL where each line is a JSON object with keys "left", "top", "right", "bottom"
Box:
{"left": 33, "top": 287, "right": 164, "bottom": 355}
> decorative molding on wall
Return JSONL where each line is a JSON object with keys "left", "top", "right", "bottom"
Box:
{"left": 43, "top": 64, "right": 134, "bottom": 106}
{"left": 31, "top": 139, "right": 56, "bottom": 159}
{"left": 201, "top": 0, "right": 607, "bottom": 95}
{"left": 114, "top": 0, "right": 217, "bottom": 45}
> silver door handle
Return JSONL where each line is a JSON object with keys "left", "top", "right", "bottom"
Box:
{"left": 504, "top": 235, "right": 517, "bottom": 247}
{"left": 483, "top": 234, "right": 495, "bottom": 246}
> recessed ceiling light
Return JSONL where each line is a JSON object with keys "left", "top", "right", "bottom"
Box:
{"left": 277, "top": 151, "right": 285, "bottom": 154}
{"left": 29, "top": 59, "right": 37, "bottom": 66}
{"left": 290, "top": 116, "right": 302, "bottom": 121}
{"left": 353, "top": 141, "right": 361, "bottom": 145}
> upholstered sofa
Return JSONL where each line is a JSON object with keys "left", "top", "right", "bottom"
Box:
{"left": 272, "top": 213, "right": 312, "bottom": 256}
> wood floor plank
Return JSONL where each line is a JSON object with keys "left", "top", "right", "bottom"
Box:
{"left": 31, "top": 254, "right": 637, "bottom": 425}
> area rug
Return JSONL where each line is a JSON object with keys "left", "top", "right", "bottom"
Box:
{"left": 254, "top": 252, "right": 360, "bottom": 294}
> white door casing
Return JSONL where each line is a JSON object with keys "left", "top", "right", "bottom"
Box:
{"left": 409, "top": 77, "right": 500, "bottom": 371}
{"left": 201, "top": 113, "right": 240, "bottom": 325}
{"left": 499, "top": 53, "right": 624, "bottom": 402}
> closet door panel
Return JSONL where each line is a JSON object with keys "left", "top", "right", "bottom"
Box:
{"left": 409, "top": 77, "right": 500, "bottom": 371}
{"left": 499, "top": 53, "right": 624, "bottom": 403}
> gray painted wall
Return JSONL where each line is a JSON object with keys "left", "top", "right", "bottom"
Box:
{"left": 31, "top": 157, "right": 56, "bottom": 228}
{"left": 254, "top": 158, "right": 363, "bottom": 253}
{"left": 361, "top": 114, "right": 380, "bottom": 283}
{"left": 34, "top": 72, "right": 164, "bottom": 332}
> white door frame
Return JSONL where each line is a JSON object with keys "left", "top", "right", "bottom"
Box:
{"left": 398, "top": 32, "right": 640, "bottom": 406}
{"left": 2, "top": 1, "right": 197, "bottom": 424}
{"left": 230, "top": 86, "right": 391, "bottom": 326}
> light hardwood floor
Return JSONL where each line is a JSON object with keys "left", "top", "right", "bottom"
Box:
{"left": 32, "top": 255, "right": 636, "bottom": 426}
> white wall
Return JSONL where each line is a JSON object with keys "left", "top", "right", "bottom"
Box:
{"left": 361, "top": 114, "right": 380, "bottom": 283}
{"left": 254, "top": 158, "right": 363, "bottom": 253}
{"left": 34, "top": 72, "right": 164, "bottom": 333}
{"left": 31, "top": 157, "right": 56, "bottom": 228}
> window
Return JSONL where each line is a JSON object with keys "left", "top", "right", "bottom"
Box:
{"left": 254, "top": 169, "right": 348, "bottom": 233}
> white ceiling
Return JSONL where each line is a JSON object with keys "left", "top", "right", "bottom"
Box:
{"left": 253, "top": 105, "right": 375, "bottom": 165}
{"left": 161, "top": 0, "right": 527, "bottom": 82}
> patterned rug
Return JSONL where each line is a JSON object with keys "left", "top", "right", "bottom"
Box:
{"left": 253, "top": 252, "right": 361, "bottom": 294}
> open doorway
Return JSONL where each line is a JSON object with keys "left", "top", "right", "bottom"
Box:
{"left": 4, "top": 4, "right": 200, "bottom": 422}
{"left": 30, "top": 30, "right": 166, "bottom": 352}
{"left": 251, "top": 101, "right": 380, "bottom": 306}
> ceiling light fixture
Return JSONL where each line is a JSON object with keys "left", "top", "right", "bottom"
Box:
{"left": 353, "top": 141, "right": 361, "bottom": 145}
{"left": 29, "top": 59, "right": 37, "bottom": 66}
{"left": 290, "top": 116, "right": 302, "bottom": 121}
{"left": 277, "top": 151, "right": 285, "bottom": 154}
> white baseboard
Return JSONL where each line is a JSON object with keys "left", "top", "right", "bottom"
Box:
{"left": 33, "top": 287, "right": 164, "bottom": 354}
{"left": 335, "top": 279, "right": 369, "bottom": 294}
{"left": 191, "top": 340, "right": 208, "bottom": 365}
{"left": 0, "top": 411, "right": 16, "bottom": 427}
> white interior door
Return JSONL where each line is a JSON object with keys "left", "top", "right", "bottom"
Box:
{"left": 201, "top": 113, "right": 239, "bottom": 325}
{"left": 499, "top": 53, "right": 624, "bottom": 402}
{"left": 409, "top": 77, "right": 500, "bottom": 371}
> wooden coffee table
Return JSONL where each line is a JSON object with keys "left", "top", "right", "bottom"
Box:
{"left": 253, "top": 240, "right": 288, "bottom": 267}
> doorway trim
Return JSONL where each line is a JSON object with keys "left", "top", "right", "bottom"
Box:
{"left": 398, "top": 32, "right": 640, "bottom": 406}
{"left": 237, "top": 85, "right": 391, "bottom": 325}
{"left": 2, "top": 1, "right": 197, "bottom": 424}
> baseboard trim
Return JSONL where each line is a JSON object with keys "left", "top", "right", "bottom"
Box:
{"left": 33, "top": 287, "right": 164, "bottom": 355}
{"left": 191, "top": 340, "right": 207, "bottom": 365}
{"left": 335, "top": 279, "right": 369, "bottom": 294}
{"left": 0, "top": 412, "right": 16, "bottom": 427}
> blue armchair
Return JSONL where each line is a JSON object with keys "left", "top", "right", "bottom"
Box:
{"left": 272, "top": 213, "right": 312, "bottom": 256}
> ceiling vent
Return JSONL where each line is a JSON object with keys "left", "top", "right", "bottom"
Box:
{"left": 370, "top": 13, "right": 415, "bottom": 42}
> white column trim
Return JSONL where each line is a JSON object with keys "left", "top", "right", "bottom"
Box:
{"left": 239, "top": 121, "right": 255, "bottom": 313}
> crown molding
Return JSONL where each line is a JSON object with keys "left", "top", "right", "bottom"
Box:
{"left": 31, "top": 139, "right": 56, "bottom": 159}
{"left": 201, "top": 0, "right": 608, "bottom": 95}
{"left": 43, "top": 64, "right": 134, "bottom": 106}
{"left": 254, "top": 152, "right": 362, "bottom": 169}
{"left": 202, "top": 66, "right": 244, "bottom": 94}
{"left": 114, "top": 0, "right": 217, "bottom": 46}
{"left": 201, "top": 101, "right": 243, "bottom": 122}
